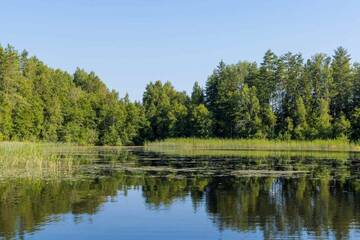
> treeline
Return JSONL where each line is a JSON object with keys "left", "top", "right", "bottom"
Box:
{"left": 0, "top": 45, "right": 145, "bottom": 145}
{"left": 1, "top": 44, "right": 360, "bottom": 145}
{"left": 142, "top": 47, "right": 360, "bottom": 142}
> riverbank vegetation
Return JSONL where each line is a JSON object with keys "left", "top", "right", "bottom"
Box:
{"left": 0, "top": 141, "right": 139, "bottom": 179}
{"left": 0, "top": 142, "right": 80, "bottom": 179}
{"left": 1, "top": 44, "right": 360, "bottom": 145}
{"left": 146, "top": 138, "right": 360, "bottom": 152}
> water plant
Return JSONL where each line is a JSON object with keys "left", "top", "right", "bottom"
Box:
{"left": 0, "top": 142, "right": 78, "bottom": 180}
{"left": 146, "top": 138, "right": 360, "bottom": 152}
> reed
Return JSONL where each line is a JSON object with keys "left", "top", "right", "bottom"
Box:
{"left": 144, "top": 147, "right": 357, "bottom": 161}
{"left": 146, "top": 138, "right": 360, "bottom": 152}
{"left": 0, "top": 142, "right": 79, "bottom": 179}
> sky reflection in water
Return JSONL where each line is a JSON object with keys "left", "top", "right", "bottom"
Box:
{"left": 0, "top": 147, "right": 359, "bottom": 240}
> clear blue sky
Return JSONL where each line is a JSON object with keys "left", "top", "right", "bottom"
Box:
{"left": 1, "top": 0, "right": 360, "bottom": 100}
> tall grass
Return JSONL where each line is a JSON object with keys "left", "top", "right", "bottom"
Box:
{"left": 146, "top": 138, "right": 360, "bottom": 152}
{"left": 0, "top": 142, "right": 79, "bottom": 179}
{"left": 144, "top": 147, "right": 356, "bottom": 160}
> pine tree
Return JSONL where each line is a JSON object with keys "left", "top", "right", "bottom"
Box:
{"left": 274, "top": 53, "right": 304, "bottom": 135}
{"left": 257, "top": 50, "right": 278, "bottom": 105}
{"left": 191, "top": 81, "right": 204, "bottom": 105}
{"left": 331, "top": 47, "right": 353, "bottom": 118}
{"left": 205, "top": 61, "right": 252, "bottom": 137}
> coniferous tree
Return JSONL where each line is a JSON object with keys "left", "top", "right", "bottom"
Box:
{"left": 2, "top": 44, "right": 360, "bottom": 144}
{"left": 257, "top": 50, "right": 278, "bottom": 105}
{"left": 306, "top": 54, "right": 333, "bottom": 105}
{"left": 205, "top": 61, "right": 251, "bottom": 137}
{"left": 191, "top": 81, "right": 205, "bottom": 105}
{"left": 205, "top": 61, "right": 228, "bottom": 137}
{"left": 331, "top": 47, "right": 353, "bottom": 118}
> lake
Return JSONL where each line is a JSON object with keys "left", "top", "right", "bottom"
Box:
{"left": 0, "top": 147, "right": 360, "bottom": 240}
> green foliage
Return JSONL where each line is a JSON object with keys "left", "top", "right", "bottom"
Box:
{"left": 261, "top": 104, "right": 277, "bottom": 138}
{"left": 189, "top": 104, "right": 212, "bottom": 137}
{"left": 353, "top": 64, "right": 360, "bottom": 109}
{"left": 333, "top": 113, "right": 351, "bottom": 139}
{"left": 350, "top": 108, "right": 360, "bottom": 141}
{"left": 191, "top": 81, "right": 204, "bottom": 105}
{"left": 1, "top": 44, "right": 360, "bottom": 144}
{"left": 294, "top": 97, "right": 308, "bottom": 139}
{"left": 205, "top": 61, "right": 254, "bottom": 137}
{"left": 315, "top": 99, "right": 332, "bottom": 139}
{"left": 256, "top": 50, "right": 278, "bottom": 105}
{"left": 234, "top": 85, "right": 262, "bottom": 138}
{"left": 306, "top": 54, "right": 332, "bottom": 104}
{"left": 142, "top": 81, "right": 189, "bottom": 140}
{"left": 147, "top": 138, "right": 360, "bottom": 152}
{"left": 0, "top": 44, "right": 144, "bottom": 145}
{"left": 330, "top": 47, "right": 353, "bottom": 117}
{"left": 280, "top": 117, "right": 294, "bottom": 140}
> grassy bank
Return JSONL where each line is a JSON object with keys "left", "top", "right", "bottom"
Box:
{"left": 146, "top": 138, "right": 360, "bottom": 152}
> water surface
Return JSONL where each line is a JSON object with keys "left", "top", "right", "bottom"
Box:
{"left": 0, "top": 147, "right": 359, "bottom": 240}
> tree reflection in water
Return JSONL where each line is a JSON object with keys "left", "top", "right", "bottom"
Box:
{"left": 0, "top": 148, "right": 359, "bottom": 239}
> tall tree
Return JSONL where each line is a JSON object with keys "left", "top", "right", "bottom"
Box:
{"left": 189, "top": 104, "right": 212, "bottom": 138}
{"left": 331, "top": 47, "right": 353, "bottom": 118}
{"left": 350, "top": 108, "right": 360, "bottom": 141}
{"left": 293, "top": 97, "right": 308, "bottom": 139}
{"left": 205, "top": 61, "right": 251, "bottom": 137}
{"left": 233, "top": 85, "right": 262, "bottom": 138}
{"left": 315, "top": 99, "right": 332, "bottom": 139}
{"left": 352, "top": 63, "right": 360, "bottom": 110}
{"left": 143, "top": 81, "right": 189, "bottom": 140}
{"left": 2, "top": 44, "right": 360, "bottom": 144}
{"left": 274, "top": 52, "right": 304, "bottom": 134}
{"left": 256, "top": 50, "right": 278, "bottom": 105}
{"left": 333, "top": 113, "right": 351, "bottom": 139}
{"left": 0, "top": 45, "right": 20, "bottom": 139}
{"left": 261, "top": 105, "right": 277, "bottom": 139}
{"left": 191, "top": 81, "right": 205, "bottom": 105}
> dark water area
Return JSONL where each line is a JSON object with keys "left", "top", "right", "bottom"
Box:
{"left": 0, "top": 147, "right": 360, "bottom": 239}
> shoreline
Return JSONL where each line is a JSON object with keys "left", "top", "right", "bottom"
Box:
{"left": 146, "top": 138, "right": 360, "bottom": 153}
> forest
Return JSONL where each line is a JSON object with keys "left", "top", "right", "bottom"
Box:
{"left": 1, "top": 44, "right": 360, "bottom": 145}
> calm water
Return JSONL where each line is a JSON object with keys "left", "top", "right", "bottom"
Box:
{"left": 1, "top": 147, "right": 360, "bottom": 240}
